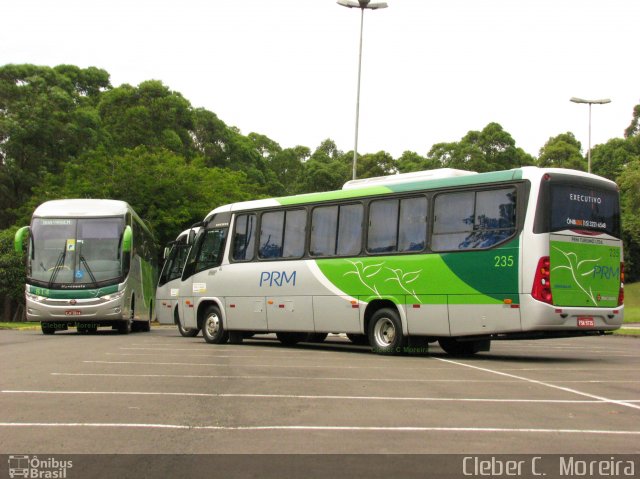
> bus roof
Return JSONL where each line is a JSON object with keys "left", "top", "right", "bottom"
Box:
{"left": 33, "top": 199, "right": 132, "bottom": 218}
{"left": 202, "top": 167, "right": 617, "bottom": 222}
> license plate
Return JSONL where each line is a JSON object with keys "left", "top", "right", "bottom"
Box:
{"left": 577, "top": 317, "right": 595, "bottom": 327}
{"left": 64, "top": 310, "right": 82, "bottom": 316}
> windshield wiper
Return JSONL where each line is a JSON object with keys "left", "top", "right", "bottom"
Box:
{"left": 79, "top": 255, "right": 98, "bottom": 288}
{"left": 48, "top": 246, "right": 67, "bottom": 288}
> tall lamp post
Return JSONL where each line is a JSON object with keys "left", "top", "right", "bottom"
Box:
{"left": 570, "top": 97, "right": 611, "bottom": 174}
{"left": 337, "top": 0, "right": 388, "bottom": 180}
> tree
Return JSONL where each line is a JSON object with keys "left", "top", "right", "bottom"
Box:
{"left": 427, "top": 123, "right": 534, "bottom": 172}
{"left": 537, "top": 132, "right": 585, "bottom": 171}
{"left": 23, "top": 146, "right": 260, "bottom": 247}
{"left": 97, "top": 80, "right": 194, "bottom": 157}
{"left": 191, "top": 108, "right": 234, "bottom": 168}
{"left": 624, "top": 103, "right": 640, "bottom": 139}
{"left": 396, "top": 150, "right": 440, "bottom": 173}
{"left": 618, "top": 160, "right": 640, "bottom": 282}
{"left": 0, "top": 64, "right": 110, "bottom": 228}
{"left": 356, "top": 151, "right": 397, "bottom": 178}
{"left": 295, "top": 139, "right": 349, "bottom": 193}
{"left": 0, "top": 227, "right": 26, "bottom": 321}
{"left": 591, "top": 138, "right": 639, "bottom": 181}
{"left": 267, "top": 145, "right": 309, "bottom": 195}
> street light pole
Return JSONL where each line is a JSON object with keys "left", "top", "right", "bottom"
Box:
{"left": 570, "top": 97, "right": 611, "bottom": 174}
{"left": 337, "top": 0, "right": 388, "bottom": 180}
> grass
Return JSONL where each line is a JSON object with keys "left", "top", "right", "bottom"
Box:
{"left": 0, "top": 322, "right": 38, "bottom": 330}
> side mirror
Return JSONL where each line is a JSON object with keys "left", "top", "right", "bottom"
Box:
{"left": 163, "top": 246, "right": 170, "bottom": 260}
{"left": 14, "top": 226, "right": 30, "bottom": 254}
{"left": 122, "top": 225, "right": 133, "bottom": 254}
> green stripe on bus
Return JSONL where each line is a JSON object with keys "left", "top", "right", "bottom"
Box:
{"left": 28, "top": 284, "right": 119, "bottom": 299}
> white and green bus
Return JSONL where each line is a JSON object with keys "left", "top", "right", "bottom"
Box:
{"left": 176, "top": 167, "right": 623, "bottom": 355}
{"left": 15, "top": 199, "right": 158, "bottom": 334}
{"left": 156, "top": 227, "right": 201, "bottom": 337}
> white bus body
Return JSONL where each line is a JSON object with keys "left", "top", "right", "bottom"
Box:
{"left": 175, "top": 167, "right": 623, "bottom": 355}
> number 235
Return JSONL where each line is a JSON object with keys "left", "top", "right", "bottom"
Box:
{"left": 494, "top": 255, "right": 514, "bottom": 267}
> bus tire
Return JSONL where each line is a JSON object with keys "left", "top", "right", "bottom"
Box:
{"left": 175, "top": 308, "right": 199, "bottom": 337}
{"left": 117, "top": 319, "right": 132, "bottom": 334}
{"left": 438, "top": 338, "right": 489, "bottom": 356}
{"left": 276, "top": 332, "right": 306, "bottom": 346}
{"left": 202, "top": 305, "right": 228, "bottom": 344}
{"left": 368, "top": 308, "right": 405, "bottom": 355}
{"left": 41, "top": 323, "right": 56, "bottom": 335}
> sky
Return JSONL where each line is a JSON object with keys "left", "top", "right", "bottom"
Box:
{"left": 2, "top": 0, "right": 639, "bottom": 159}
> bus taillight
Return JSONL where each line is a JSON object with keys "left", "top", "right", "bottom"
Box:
{"left": 532, "top": 256, "right": 552, "bottom": 304}
{"left": 618, "top": 262, "right": 624, "bottom": 306}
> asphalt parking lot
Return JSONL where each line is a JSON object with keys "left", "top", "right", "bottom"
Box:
{"left": 1, "top": 326, "right": 638, "bottom": 458}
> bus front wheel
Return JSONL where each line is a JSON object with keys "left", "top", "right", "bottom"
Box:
{"left": 176, "top": 309, "right": 199, "bottom": 337}
{"left": 202, "top": 306, "right": 228, "bottom": 344}
{"left": 368, "top": 308, "right": 405, "bottom": 354}
{"left": 41, "top": 323, "right": 56, "bottom": 335}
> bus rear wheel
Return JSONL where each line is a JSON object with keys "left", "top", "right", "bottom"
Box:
{"left": 368, "top": 308, "right": 405, "bottom": 354}
{"left": 202, "top": 305, "right": 228, "bottom": 344}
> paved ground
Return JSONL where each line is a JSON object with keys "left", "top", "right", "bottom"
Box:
{"left": 0, "top": 326, "right": 638, "bottom": 458}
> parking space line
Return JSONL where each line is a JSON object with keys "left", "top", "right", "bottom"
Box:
{"left": 434, "top": 357, "right": 640, "bottom": 411}
{"left": 83, "top": 360, "right": 437, "bottom": 370}
{"left": 2, "top": 389, "right": 638, "bottom": 404}
{"left": 50, "top": 372, "right": 640, "bottom": 385}
{"left": 0, "top": 422, "right": 638, "bottom": 435}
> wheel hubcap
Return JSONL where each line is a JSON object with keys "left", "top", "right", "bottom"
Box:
{"left": 205, "top": 314, "right": 220, "bottom": 337}
{"left": 374, "top": 318, "right": 396, "bottom": 346}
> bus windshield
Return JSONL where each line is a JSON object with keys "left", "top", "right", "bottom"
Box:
{"left": 29, "top": 217, "right": 125, "bottom": 286}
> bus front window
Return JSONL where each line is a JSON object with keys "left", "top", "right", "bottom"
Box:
{"left": 29, "top": 218, "right": 125, "bottom": 286}
{"left": 30, "top": 219, "right": 77, "bottom": 284}
{"left": 76, "top": 219, "right": 124, "bottom": 284}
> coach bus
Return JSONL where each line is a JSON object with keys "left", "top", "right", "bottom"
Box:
{"left": 15, "top": 199, "right": 158, "bottom": 334}
{"left": 156, "top": 227, "right": 200, "bottom": 336}
{"left": 175, "top": 167, "right": 623, "bottom": 355}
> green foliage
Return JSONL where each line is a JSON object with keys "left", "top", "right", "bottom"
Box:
{"left": 0, "top": 227, "right": 26, "bottom": 321}
{"left": 0, "top": 64, "right": 111, "bottom": 227}
{"left": 396, "top": 151, "right": 440, "bottom": 173}
{"left": 537, "top": 132, "right": 585, "bottom": 171}
{"left": 427, "top": 123, "right": 535, "bottom": 172}
{"left": 618, "top": 160, "right": 640, "bottom": 282}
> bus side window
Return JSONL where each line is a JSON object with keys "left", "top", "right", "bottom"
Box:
{"left": 232, "top": 213, "right": 256, "bottom": 261}
{"left": 432, "top": 188, "right": 516, "bottom": 251}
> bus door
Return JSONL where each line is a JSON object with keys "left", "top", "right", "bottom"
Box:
{"left": 156, "top": 243, "right": 190, "bottom": 324}
{"left": 180, "top": 227, "right": 228, "bottom": 330}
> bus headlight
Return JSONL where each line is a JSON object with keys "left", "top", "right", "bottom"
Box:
{"left": 101, "top": 290, "right": 125, "bottom": 301}
{"left": 26, "top": 292, "right": 46, "bottom": 303}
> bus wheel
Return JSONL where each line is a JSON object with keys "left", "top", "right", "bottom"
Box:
{"left": 176, "top": 309, "right": 199, "bottom": 337}
{"left": 438, "top": 338, "right": 489, "bottom": 356}
{"left": 276, "top": 332, "right": 306, "bottom": 346}
{"left": 346, "top": 333, "right": 369, "bottom": 346}
{"left": 117, "top": 319, "right": 132, "bottom": 334}
{"left": 368, "top": 308, "right": 405, "bottom": 355}
{"left": 41, "top": 323, "right": 56, "bottom": 335}
{"left": 202, "top": 305, "right": 228, "bottom": 344}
